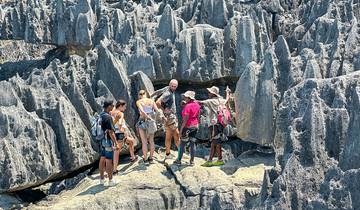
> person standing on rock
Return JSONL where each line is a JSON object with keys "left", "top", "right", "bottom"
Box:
{"left": 99, "top": 100, "right": 120, "bottom": 186}
{"left": 136, "top": 90, "right": 159, "bottom": 164}
{"left": 173, "top": 91, "right": 201, "bottom": 166}
{"left": 198, "top": 86, "right": 229, "bottom": 167}
{"left": 110, "top": 100, "right": 138, "bottom": 174}
{"left": 154, "top": 79, "right": 180, "bottom": 160}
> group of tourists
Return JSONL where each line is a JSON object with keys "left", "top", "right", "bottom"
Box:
{"left": 94, "top": 79, "right": 233, "bottom": 186}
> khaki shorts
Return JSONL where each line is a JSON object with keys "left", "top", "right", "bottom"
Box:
{"left": 165, "top": 113, "right": 178, "bottom": 130}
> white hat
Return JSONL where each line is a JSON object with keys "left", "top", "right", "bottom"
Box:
{"left": 182, "top": 91, "right": 196, "bottom": 100}
{"left": 206, "top": 86, "right": 220, "bottom": 96}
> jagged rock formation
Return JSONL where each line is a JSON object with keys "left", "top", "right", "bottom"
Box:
{"left": 258, "top": 72, "right": 360, "bottom": 210}
{"left": 0, "top": 39, "right": 141, "bottom": 192}
{"left": 0, "top": 68, "right": 97, "bottom": 192}
{"left": 0, "top": 0, "right": 359, "bottom": 208}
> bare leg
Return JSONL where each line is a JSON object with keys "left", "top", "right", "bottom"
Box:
{"left": 126, "top": 137, "right": 136, "bottom": 160}
{"left": 99, "top": 157, "right": 106, "bottom": 179}
{"left": 139, "top": 128, "right": 148, "bottom": 160}
{"left": 113, "top": 141, "right": 123, "bottom": 172}
{"left": 105, "top": 159, "right": 113, "bottom": 180}
{"left": 148, "top": 134, "right": 155, "bottom": 159}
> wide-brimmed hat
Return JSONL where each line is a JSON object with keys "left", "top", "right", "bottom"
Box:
{"left": 182, "top": 91, "right": 196, "bottom": 100}
{"left": 206, "top": 86, "right": 220, "bottom": 96}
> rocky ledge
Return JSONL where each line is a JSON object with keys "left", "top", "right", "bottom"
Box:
{"left": 24, "top": 150, "right": 273, "bottom": 210}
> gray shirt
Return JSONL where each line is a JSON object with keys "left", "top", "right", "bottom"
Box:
{"left": 201, "top": 96, "right": 227, "bottom": 124}
{"left": 159, "top": 88, "right": 176, "bottom": 114}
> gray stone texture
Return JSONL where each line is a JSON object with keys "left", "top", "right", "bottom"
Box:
{"left": 0, "top": 0, "right": 359, "bottom": 208}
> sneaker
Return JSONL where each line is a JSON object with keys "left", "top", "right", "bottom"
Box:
{"left": 212, "top": 160, "right": 225, "bottom": 166}
{"left": 173, "top": 159, "right": 181, "bottom": 165}
{"left": 140, "top": 157, "right": 146, "bottom": 164}
{"left": 163, "top": 153, "right": 171, "bottom": 162}
{"left": 108, "top": 179, "right": 118, "bottom": 187}
{"left": 201, "top": 161, "right": 213, "bottom": 167}
{"left": 148, "top": 157, "right": 154, "bottom": 164}
{"left": 99, "top": 179, "right": 105, "bottom": 186}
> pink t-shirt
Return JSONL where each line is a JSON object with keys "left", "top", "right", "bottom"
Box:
{"left": 182, "top": 101, "right": 201, "bottom": 127}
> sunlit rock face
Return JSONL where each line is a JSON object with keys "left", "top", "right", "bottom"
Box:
{"left": 0, "top": 1, "right": 359, "bottom": 209}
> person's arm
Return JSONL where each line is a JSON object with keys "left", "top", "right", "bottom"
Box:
{"left": 156, "top": 90, "right": 170, "bottom": 110}
{"left": 153, "top": 99, "right": 160, "bottom": 113}
{"left": 156, "top": 98, "right": 162, "bottom": 109}
{"left": 105, "top": 117, "right": 119, "bottom": 149}
{"left": 180, "top": 114, "right": 189, "bottom": 135}
{"left": 112, "top": 112, "right": 122, "bottom": 125}
{"left": 197, "top": 99, "right": 210, "bottom": 106}
{"left": 108, "top": 130, "right": 118, "bottom": 145}
{"left": 225, "top": 86, "right": 231, "bottom": 104}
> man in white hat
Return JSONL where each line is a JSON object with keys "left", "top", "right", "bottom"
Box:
{"left": 173, "top": 91, "right": 201, "bottom": 166}
{"left": 198, "top": 86, "right": 230, "bottom": 166}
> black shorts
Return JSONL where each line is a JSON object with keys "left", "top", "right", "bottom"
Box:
{"left": 115, "top": 132, "right": 125, "bottom": 141}
{"left": 180, "top": 127, "right": 198, "bottom": 142}
{"left": 182, "top": 127, "right": 198, "bottom": 138}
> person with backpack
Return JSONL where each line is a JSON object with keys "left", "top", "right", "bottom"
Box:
{"left": 110, "top": 100, "right": 138, "bottom": 175}
{"left": 198, "top": 86, "right": 231, "bottom": 167}
{"left": 136, "top": 90, "right": 159, "bottom": 164}
{"left": 154, "top": 79, "right": 180, "bottom": 160}
{"left": 98, "top": 100, "right": 121, "bottom": 186}
{"left": 173, "top": 91, "right": 201, "bottom": 166}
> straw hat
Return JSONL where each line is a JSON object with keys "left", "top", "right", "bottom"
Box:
{"left": 206, "top": 86, "right": 220, "bottom": 96}
{"left": 182, "top": 91, "right": 196, "bottom": 100}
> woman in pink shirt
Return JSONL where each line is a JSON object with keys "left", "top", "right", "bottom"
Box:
{"left": 173, "top": 91, "right": 201, "bottom": 166}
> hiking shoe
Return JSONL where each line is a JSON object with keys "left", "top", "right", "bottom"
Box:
{"left": 201, "top": 161, "right": 213, "bottom": 167}
{"left": 148, "top": 157, "right": 154, "bottom": 164}
{"left": 164, "top": 153, "right": 171, "bottom": 162}
{"left": 108, "top": 179, "right": 118, "bottom": 187}
{"left": 173, "top": 159, "right": 181, "bottom": 165}
{"left": 212, "top": 160, "right": 225, "bottom": 166}
{"left": 140, "top": 157, "right": 146, "bottom": 164}
{"left": 99, "top": 179, "right": 105, "bottom": 186}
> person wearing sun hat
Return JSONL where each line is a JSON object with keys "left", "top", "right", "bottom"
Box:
{"left": 173, "top": 91, "right": 201, "bottom": 166}
{"left": 198, "top": 86, "right": 229, "bottom": 167}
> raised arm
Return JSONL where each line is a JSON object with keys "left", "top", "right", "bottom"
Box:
{"left": 225, "top": 86, "right": 231, "bottom": 104}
